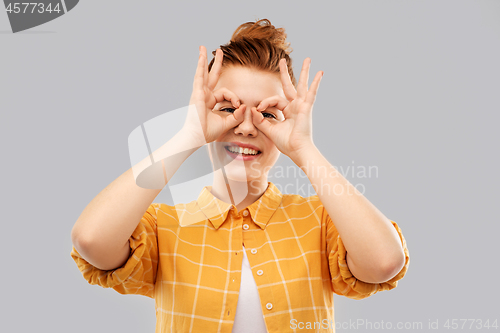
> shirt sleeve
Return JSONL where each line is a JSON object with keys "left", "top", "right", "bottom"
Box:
{"left": 325, "top": 208, "right": 410, "bottom": 300}
{"left": 70, "top": 204, "right": 160, "bottom": 299}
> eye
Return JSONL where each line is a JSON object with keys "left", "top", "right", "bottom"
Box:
{"left": 262, "top": 112, "right": 277, "bottom": 119}
{"left": 220, "top": 107, "right": 235, "bottom": 113}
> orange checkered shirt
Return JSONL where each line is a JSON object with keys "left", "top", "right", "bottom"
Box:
{"left": 71, "top": 182, "right": 410, "bottom": 332}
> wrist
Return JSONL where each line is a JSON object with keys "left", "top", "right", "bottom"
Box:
{"left": 178, "top": 127, "right": 208, "bottom": 148}
{"left": 150, "top": 129, "right": 204, "bottom": 164}
{"left": 289, "top": 143, "right": 319, "bottom": 167}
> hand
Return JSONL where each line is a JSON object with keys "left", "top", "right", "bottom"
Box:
{"left": 251, "top": 57, "right": 324, "bottom": 162}
{"left": 182, "top": 45, "right": 246, "bottom": 145}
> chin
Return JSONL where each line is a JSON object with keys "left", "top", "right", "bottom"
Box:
{"left": 223, "top": 160, "right": 254, "bottom": 182}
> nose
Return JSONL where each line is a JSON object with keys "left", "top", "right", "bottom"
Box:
{"left": 234, "top": 105, "right": 258, "bottom": 137}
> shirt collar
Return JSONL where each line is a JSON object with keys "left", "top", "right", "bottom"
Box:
{"left": 196, "top": 182, "right": 283, "bottom": 230}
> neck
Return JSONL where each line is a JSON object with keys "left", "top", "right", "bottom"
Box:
{"left": 210, "top": 169, "right": 269, "bottom": 212}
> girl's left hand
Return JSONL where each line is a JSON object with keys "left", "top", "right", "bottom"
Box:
{"left": 251, "top": 57, "right": 324, "bottom": 163}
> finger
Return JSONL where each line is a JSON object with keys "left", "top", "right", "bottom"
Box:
{"left": 305, "top": 71, "right": 324, "bottom": 106}
{"left": 251, "top": 107, "right": 274, "bottom": 138}
{"left": 207, "top": 48, "right": 223, "bottom": 91}
{"left": 193, "top": 46, "right": 206, "bottom": 92}
{"left": 201, "top": 45, "right": 209, "bottom": 88}
{"left": 224, "top": 104, "right": 246, "bottom": 129}
{"left": 212, "top": 87, "right": 241, "bottom": 109}
{"left": 279, "top": 59, "right": 297, "bottom": 101}
{"left": 256, "top": 95, "right": 289, "bottom": 112}
{"left": 296, "top": 58, "right": 311, "bottom": 100}
{"left": 280, "top": 104, "right": 295, "bottom": 121}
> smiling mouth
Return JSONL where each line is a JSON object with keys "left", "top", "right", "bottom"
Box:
{"left": 224, "top": 145, "right": 262, "bottom": 156}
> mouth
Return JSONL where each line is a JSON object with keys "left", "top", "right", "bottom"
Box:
{"left": 224, "top": 144, "right": 262, "bottom": 160}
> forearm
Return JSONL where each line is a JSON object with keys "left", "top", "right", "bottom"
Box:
{"left": 70, "top": 166, "right": 160, "bottom": 270}
{"left": 71, "top": 129, "right": 202, "bottom": 265}
{"left": 293, "top": 146, "right": 405, "bottom": 283}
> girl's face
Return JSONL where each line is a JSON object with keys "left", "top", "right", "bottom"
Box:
{"left": 208, "top": 65, "right": 286, "bottom": 183}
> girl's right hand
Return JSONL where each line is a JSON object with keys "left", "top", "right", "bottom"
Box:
{"left": 183, "top": 45, "right": 245, "bottom": 145}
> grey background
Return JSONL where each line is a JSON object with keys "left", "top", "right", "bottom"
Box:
{"left": 1, "top": 0, "right": 499, "bottom": 332}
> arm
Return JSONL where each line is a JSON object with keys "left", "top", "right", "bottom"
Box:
{"left": 251, "top": 57, "right": 405, "bottom": 284}
{"left": 70, "top": 129, "right": 201, "bottom": 271}
{"left": 293, "top": 148, "right": 406, "bottom": 283}
{"left": 71, "top": 46, "right": 244, "bottom": 271}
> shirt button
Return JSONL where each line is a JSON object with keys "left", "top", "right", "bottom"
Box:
{"left": 243, "top": 210, "right": 249, "bottom": 217}
{"left": 250, "top": 248, "right": 257, "bottom": 254}
{"left": 243, "top": 224, "right": 249, "bottom": 230}
{"left": 266, "top": 303, "right": 273, "bottom": 310}
{"left": 257, "top": 270, "right": 263, "bottom": 276}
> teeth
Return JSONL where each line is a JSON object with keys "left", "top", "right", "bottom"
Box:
{"left": 227, "top": 146, "right": 259, "bottom": 155}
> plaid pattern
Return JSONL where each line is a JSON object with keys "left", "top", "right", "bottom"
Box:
{"left": 71, "top": 182, "right": 410, "bottom": 333}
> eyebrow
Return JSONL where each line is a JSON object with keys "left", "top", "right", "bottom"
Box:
{"left": 219, "top": 99, "right": 281, "bottom": 110}
{"left": 218, "top": 99, "right": 259, "bottom": 106}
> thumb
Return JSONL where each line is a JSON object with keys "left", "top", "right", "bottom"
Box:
{"left": 224, "top": 104, "right": 246, "bottom": 129}
{"left": 251, "top": 107, "right": 273, "bottom": 138}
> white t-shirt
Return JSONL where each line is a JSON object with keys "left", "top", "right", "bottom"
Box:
{"left": 231, "top": 246, "right": 268, "bottom": 333}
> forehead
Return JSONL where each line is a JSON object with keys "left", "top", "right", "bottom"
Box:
{"left": 214, "top": 66, "right": 285, "bottom": 105}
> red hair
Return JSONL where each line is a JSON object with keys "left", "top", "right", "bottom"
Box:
{"left": 208, "top": 19, "right": 297, "bottom": 87}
